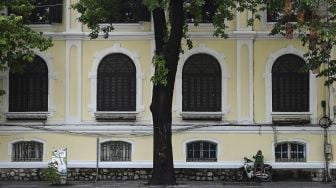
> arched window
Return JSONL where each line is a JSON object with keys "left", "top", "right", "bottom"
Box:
{"left": 275, "top": 142, "right": 306, "bottom": 162}
{"left": 12, "top": 141, "right": 43, "bottom": 162}
{"left": 97, "top": 53, "right": 136, "bottom": 111}
{"left": 100, "top": 141, "right": 131, "bottom": 161}
{"left": 186, "top": 141, "right": 217, "bottom": 162}
{"left": 182, "top": 54, "right": 221, "bottom": 112}
{"left": 272, "top": 54, "right": 309, "bottom": 112}
{"left": 9, "top": 56, "right": 48, "bottom": 112}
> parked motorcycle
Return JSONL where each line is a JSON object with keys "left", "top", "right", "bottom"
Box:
{"left": 238, "top": 157, "right": 272, "bottom": 182}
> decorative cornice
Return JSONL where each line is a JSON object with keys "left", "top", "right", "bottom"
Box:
{"left": 42, "top": 31, "right": 292, "bottom": 41}
{"left": 0, "top": 124, "right": 332, "bottom": 134}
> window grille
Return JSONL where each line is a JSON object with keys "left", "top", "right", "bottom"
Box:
{"left": 186, "top": 0, "right": 217, "bottom": 23}
{"left": 272, "top": 54, "right": 309, "bottom": 112}
{"left": 275, "top": 142, "right": 306, "bottom": 162}
{"left": 186, "top": 141, "right": 217, "bottom": 162}
{"left": 9, "top": 56, "right": 48, "bottom": 112}
{"left": 97, "top": 53, "right": 136, "bottom": 111}
{"left": 12, "top": 141, "right": 43, "bottom": 162}
{"left": 100, "top": 141, "right": 131, "bottom": 161}
{"left": 12, "top": 0, "right": 64, "bottom": 24}
{"left": 182, "top": 53, "right": 221, "bottom": 112}
{"left": 99, "top": 0, "right": 150, "bottom": 23}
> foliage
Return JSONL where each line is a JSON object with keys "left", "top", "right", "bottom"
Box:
{"left": 151, "top": 55, "right": 169, "bottom": 86}
{"left": 42, "top": 162, "right": 61, "bottom": 184}
{"left": 72, "top": 0, "right": 265, "bottom": 86}
{"left": 265, "top": 0, "right": 336, "bottom": 85}
{"left": 0, "top": 0, "right": 53, "bottom": 94}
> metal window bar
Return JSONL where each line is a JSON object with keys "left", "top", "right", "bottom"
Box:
{"left": 186, "top": 141, "right": 217, "bottom": 162}
{"left": 100, "top": 141, "right": 131, "bottom": 161}
{"left": 12, "top": 141, "right": 43, "bottom": 162}
{"left": 275, "top": 142, "right": 306, "bottom": 162}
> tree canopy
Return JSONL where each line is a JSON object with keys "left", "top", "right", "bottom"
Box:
{"left": 72, "top": 0, "right": 336, "bottom": 185}
{"left": 0, "top": 0, "right": 52, "bottom": 78}
{"left": 267, "top": 0, "right": 336, "bottom": 85}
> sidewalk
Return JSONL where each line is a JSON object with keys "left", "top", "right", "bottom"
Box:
{"left": 0, "top": 180, "right": 335, "bottom": 188}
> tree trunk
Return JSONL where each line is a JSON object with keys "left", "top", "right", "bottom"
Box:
{"left": 149, "top": 0, "right": 184, "bottom": 185}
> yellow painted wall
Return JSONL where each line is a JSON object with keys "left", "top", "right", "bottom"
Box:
{"left": 45, "top": 41, "right": 66, "bottom": 121}
{"left": 0, "top": 132, "right": 329, "bottom": 163}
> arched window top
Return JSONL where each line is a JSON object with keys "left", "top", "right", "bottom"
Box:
{"left": 187, "top": 140, "right": 217, "bottom": 145}
{"left": 183, "top": 53, "right": 221, "bottom": 74}
{"left": 10, "top": 55, "right": 48, "bottom": 74}
{"left": 98, "top": 53, "right": 136, "bottom": 73}
{"left": 272, "top": 54, "right": 306, "bottom": 73}
{"left": 276, "top": 141, "right": 306, "bottom": 146}
{"left": 101, "top": 140, "right": 131, "bottom": 145}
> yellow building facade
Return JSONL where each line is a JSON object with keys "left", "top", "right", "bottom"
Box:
{"left": 0, "top": 1, "right": 335, "bottom": 181}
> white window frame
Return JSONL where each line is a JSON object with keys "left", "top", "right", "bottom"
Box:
{"left": 88, "top": 43, "right": 144, "bottom": 119}
{"left": 176, "top": 44, "right": 230, "bottom": 120}
{"left": 264, "top": 45, "right": 317, "bottom": 124}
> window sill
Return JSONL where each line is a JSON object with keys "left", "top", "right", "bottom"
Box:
{"left": 95, "top": 111, "right": 137, "bottom": 121}
{"left": 6, "top": 112, "right": 49, "bottom": 120}
{"left": 99, "top": 22, "right": 146, "bottom": 32}
{"left": 181, "top": 112, "right": 223, "bottom": 120}
{"left": 28, "top": 24, "right": 62, "bottom": 32}
{"left": 272, "top": 112, "right": 311, "bottom": 125}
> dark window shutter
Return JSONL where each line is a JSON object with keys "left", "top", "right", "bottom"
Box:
{"left": 9, "top": 56, "right": 49, "bottom": 112}
{"left": 182, "top": 54, "right": 221, "bottom": 112}
{"left": 97, "top": 53, "right": 136, "bottom": 111}
{"left": 272, "top": 54, "right": 309, "bottom": 112}
{"left": 49, "top": 0, "right": 63, "bottom": 23}
{"left": 186, "top": 0, "right": 217, "bottom": 23}
{"left": 137, "top": 1, "right": 151, "bottom": 22}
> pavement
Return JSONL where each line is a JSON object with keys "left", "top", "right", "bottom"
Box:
{"left": 0, "top": 181, "right": 336, "bottom": 188}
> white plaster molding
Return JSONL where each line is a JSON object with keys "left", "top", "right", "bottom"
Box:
{"left": 0, "top": 160, "right": 325, "bottom": 169}
{"left": 264, "top": 45, "right": 318, "bottom": 124}
{"left": 65, "top": 0, "right": 70, "bottom": 32}
{"left": 88, "top": 44, "right": 144, "bottom": 118}
{"left": 176, "top": 45, "right": 230, "bottom": 119}
{"left": 0, "top": 124, "right": 330, "bottom": 134}
{"left": 65, "top": 41, "right": 82, "bottom": 123}
{"left": 0, "top": 162, "right": 48, "bottom": 168}
{"left": 236, "top": 40, "right": 254, "bottom": 124}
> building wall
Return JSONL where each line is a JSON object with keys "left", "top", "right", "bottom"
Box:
{"left": 0, "top": 3, "right": 335, "bottom": 178}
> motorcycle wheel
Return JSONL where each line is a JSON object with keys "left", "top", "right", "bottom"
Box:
{"left": 237, "top": 170, "right": 248, "bottom": 181}
{"left": 261, "top": 170, "right": 272, "bottom": 182}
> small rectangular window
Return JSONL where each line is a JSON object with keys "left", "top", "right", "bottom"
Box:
{"left": 186, "top": 141, "right": 217, "bottom": 162}
{"left": 12, "top": 141, "right": 43, "bottom": 162}
{"left": 275, "top": 142, "right": 306, "bottom": 162}
{"left": 100, "top": 141, "right": 131, "bottom": 161}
